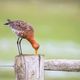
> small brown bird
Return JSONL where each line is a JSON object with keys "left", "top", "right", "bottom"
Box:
{"left": 4, "top": 19, "right": 40, "bottom": 55}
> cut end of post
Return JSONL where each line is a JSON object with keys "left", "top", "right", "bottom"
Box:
{"left": 16, "top": 53, "right": 44, "bottom": 57}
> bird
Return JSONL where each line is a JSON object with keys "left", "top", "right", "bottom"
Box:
{"left": 4, "top": 19, "right": 40, "bottom": 55}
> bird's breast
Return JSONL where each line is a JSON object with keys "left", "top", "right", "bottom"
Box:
{"left": 11, "top": 28, "right": 24, "bottom": 37}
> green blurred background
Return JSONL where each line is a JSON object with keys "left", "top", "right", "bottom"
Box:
{"left": 0, "top": 0, "right": 80, "bottom": 80}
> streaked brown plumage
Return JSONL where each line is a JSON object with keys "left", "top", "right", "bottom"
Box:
{"left": 4, "top": 19, "right": 39, "bottom": 55}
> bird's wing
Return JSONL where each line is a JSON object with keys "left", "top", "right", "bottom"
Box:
{"left": 26, "top": 23, "right": 34, "bottom": 32}
{"left": 13, "top": 20, "right": 34, "bottom": 32}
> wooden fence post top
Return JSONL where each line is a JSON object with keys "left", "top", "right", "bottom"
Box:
{"left": 15, "top": 54, "right": 45, "bottom": 57}
{"left": 15, "top": 54, "right": 44, "bottom": 80}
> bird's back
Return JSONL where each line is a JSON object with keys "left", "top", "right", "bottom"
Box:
{"left": 10, "top": 20, "right": 34, "bottom": 32}
{"left": 9, "top": 20, "right": 34, "bottom": 38}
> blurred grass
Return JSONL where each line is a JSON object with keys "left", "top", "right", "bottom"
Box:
{"left": 0, "top": 1, "right": 80, "bottom": 59}
{"left": 0, "top": 1, "right": 80, "bottom": 42}
{"left": 0, "top": 69, "right": 15, "bottom": 80}
{"left": 0, "top": 1, "right": 80, "bottom": 80}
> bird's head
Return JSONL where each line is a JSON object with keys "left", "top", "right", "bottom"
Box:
{"left": 32, "top": 42, "right": 40, "bottom": 52}
{"left": 32, "top": 43, "right": 40, "bottom": 50}
{"left": 4, "top": 19, "right": 12, "bottom": 25}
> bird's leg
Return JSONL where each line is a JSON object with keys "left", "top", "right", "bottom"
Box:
{"left": 17, "top": 37, "right": 22, "bottom": 55}
{"left": 17, "top": 37, "right": 21, "bottom": 55}
{"left": 19, "top": 38, "right": 23, "bottom": 55}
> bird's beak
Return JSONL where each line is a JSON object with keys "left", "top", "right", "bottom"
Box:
{"left": 4, "top": 22, "right": 9, "bottom": 25}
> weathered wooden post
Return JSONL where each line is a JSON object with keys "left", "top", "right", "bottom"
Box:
{"left": 14, "top": 54, "right": 44, "bottom": 80}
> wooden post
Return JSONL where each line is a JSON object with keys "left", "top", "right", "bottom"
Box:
{"left": 14, "top": 54, "right": 44, "bottom": 80}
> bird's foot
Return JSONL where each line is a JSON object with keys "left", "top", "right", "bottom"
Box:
{"left": 19, "top": 53, "right": 23, "bottom": 56}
